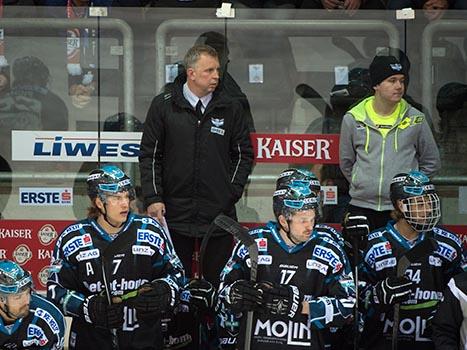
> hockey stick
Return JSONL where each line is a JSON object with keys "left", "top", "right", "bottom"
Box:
{"left": 343, "top": 215, "right": 369, "bottom": 350}
{"left": 391, "top": 237, "right": 438, "bottom": 350}
{"left": 213, "top": 214, "right": 258, "bottom": 350}
{"left": 100, "top": 226, "right": 141, "bottom": 350}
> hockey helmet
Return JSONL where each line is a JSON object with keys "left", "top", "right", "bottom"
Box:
{"left": 276, "top": 168, "right": 321, "bottom": 196}
{"left": 390, "top": 171, "right": 440, "bottom": 232}
{"left": 87, "top": 165, "right": 135, "bottom": 203}
{"left": 273, "top": 182, "right": 320, "bottom": 220}
{"left": 0, "top": 260, "right": 33, "bottom": 295}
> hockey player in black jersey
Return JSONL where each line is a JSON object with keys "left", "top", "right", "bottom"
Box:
{"left": 47, "top": 165, "right": 185, "bottom": 350}
{"left": 0, "top": 259, "right": 66, "bottom": 349}
{"left": 360, "top": 170, "right": 463, "bottom": 350}
{"left": 217, "top": 169, "right": 355, "bottom": 350}
{"left": 431, "top": 270, "right": 467, "bottom": 349}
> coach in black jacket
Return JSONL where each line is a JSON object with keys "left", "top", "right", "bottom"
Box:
{"left": 139, "top": 44, "right": 253, "bottom": 286}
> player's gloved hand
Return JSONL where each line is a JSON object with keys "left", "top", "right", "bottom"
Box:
{"left": 184, "top": 278, "right": 217, "bottom": 312}
{"left": 374, "top": 276, "right": 413, "bottom": 305}
{"left": 227, "top": 280, "right": 263, "bottom": 313}
{"left": 82, "top": 294, "right": 124, "bottom": 329}
{"left": 127, "top": 279, "right": 179, "bottom": 321}
{"left": 343, "top": 214, "right": 369, "bottom": 245}
{"left": 257, "top": 281, "right": 303, "bottom": 318}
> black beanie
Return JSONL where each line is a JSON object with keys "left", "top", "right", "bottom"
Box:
{"left": 369, "top": 55, "right": 407, "bottom": 87}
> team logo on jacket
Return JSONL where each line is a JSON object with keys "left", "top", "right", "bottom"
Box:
{"left": 211, "top": 118, "right": 225, "bottom": 136}
{"left": 63, "top": 234, "right": 92, "bottom": 257}
{"left": 255, "top": 238, "right": 268, "bottom": 252}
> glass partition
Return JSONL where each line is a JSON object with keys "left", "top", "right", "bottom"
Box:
{"left": 0, "top": 6, "right": 466, "bottom": 225}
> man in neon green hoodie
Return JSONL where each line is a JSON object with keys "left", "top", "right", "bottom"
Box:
{"left": 339, "top": 54, "right": 440, "bottom": 233}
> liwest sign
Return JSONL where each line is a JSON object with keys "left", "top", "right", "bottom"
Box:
{"left": 12, "top": 131, "right": 141, "bottom": 162}
{"left": 12, "top": 131, "right": 340, "bottom": 164}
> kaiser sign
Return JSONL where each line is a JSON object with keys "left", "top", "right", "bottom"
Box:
{"left": 251, "top": 133, "right": 339, "bottom": 164}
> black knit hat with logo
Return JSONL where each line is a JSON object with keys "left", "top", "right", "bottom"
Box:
{"left": 369, "top": 55, "right": 408, "bottom": 87}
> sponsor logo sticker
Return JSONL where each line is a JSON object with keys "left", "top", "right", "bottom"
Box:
{"left": 258, "top": 255, "right": 272, "bottom": 265}
{"left": 306, "top": 259, "right": 328, "bottom": 275}
{"left": 375, "top": 257, "right": 397, "bottom": 271}
{"left": 13, "top": 244, "right": 33, "bottom": 265}
{"left": 256, "top": 238, "right": 268, "bottom": 252}
{"left": 132, "top": 245, "right": 155, "bottom": 256}
{"left": 76, "top": 248, "right": 100, "bottom": 261}
{"left": 38, "top": 224, "right": 58, "bottom": 245}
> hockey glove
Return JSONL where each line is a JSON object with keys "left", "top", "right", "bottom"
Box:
{"left": 127, "top": 279, "right": 179, "bottom": 321}
{"left": 184, "top": 278, "right": 217, "bottom": 312}
{"left": 227, "top": 280, "right": 263, "bottom": 313}
{"left": 81, "top": 294, "right": 124, "bottom": 329}
{"left": 374, "top": 276, "right": 413, "bottom": 305}
{"left": 343, "top": 214, "right": 369, "bottom": 245}
{"left": 257, "top": 281, "right": 303, "bottom": 319}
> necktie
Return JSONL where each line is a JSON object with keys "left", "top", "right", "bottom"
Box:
{"left": 195, "top": 100, "right": 203, "bottom": 120}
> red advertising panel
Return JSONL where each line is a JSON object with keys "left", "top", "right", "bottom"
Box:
{"left": 251, "top": 133, "right": 340, "bottom": 164}
{"left": 1, "top": 220, "right": 466, "bottom": 291}
{"left": 1, "top": 220, "right": 73, "bottom": 291}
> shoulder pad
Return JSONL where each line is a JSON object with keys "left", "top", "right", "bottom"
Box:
{"left": 368, "top": 229, "right": 385, "bottom": 241}
{"left": 433, "top": 227, "right": 462, "bottom": 248}
{"left": 249, "top": 227, "right": 268, "bottom": 237}
{"left": 311, "top": 244, "right": 344, "bottom": 273}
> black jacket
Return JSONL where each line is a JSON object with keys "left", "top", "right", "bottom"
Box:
{"left": 432, "top": 271, "right": 467, "bottom": 350}
{"left": 139, "top": 77, "right": 254, "bottom": 237}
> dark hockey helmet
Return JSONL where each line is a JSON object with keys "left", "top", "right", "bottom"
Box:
{"left": 273, "top": 182, "right": 320, "bottom": 221}
{"left": 390, "top": 171, "right": 440, "bottom": 232}
{"left": 87, "top": 165, "right": 135, "bottom": 203}
{"left": 276, "top": 168, "right": 321, "bottom": 196}
{"left": 0, "top": 260, "right": 33, "bottom": 295}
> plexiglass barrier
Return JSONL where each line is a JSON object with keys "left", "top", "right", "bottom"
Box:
{"left": 0, "top": 6, "right": 465, "bottom": 226}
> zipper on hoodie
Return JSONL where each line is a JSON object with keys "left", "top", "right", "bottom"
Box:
{"left": 377, "top": 136, "right": 386, "bottom": 211}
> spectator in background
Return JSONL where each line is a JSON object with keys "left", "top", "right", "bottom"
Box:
{"left": 0, "top": 55, "right": 69, "bottom": 218}
{"left": 387, "top": 0, "right": 467, "bottom": 20}
{"left": 300, "top": 0, "right": 387, "bottom": 10}
{"left": 435, "top": 82, "right": 467, "bottom": 176}
{"left": 339, "top": 54, "right": 440, "bottom": 232}
{"left": 389, "top": 0, "right": 467, "bottom": 9}
{"left": 10, "top": 55, "right": 68, "bottom": 131}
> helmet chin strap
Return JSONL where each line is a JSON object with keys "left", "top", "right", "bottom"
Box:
{"left": 99, "top": 203, "right": 125, "bottom": 229}
{"left": 0, "top": 302, "right": 23, "bottom": 321}
{"left": 278, "top": 219, "right": 301, "bottom": 245}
